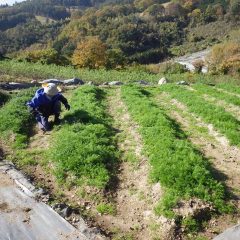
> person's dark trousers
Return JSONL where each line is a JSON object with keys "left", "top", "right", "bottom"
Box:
{"left": 36, "top": 101, "right": 61, "bottom": 131}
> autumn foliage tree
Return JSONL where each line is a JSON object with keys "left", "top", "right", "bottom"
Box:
{"left": 207, "top": 41, "right": 240, "bottom": 75}
{"left": 72, "top": 37, "right": 107, "bottom": 69}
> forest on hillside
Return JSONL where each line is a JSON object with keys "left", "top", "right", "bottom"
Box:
{"left": 0, "top": 0, "right": 239, "bottom": 72}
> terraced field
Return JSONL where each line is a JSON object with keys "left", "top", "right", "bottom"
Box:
{"left": 0, "top": 83, "right": 240, "bottom": 240}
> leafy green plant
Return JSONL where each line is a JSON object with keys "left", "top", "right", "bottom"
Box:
{"left": 96, "top": 203, "right": 116, "bottom": 215}
{"left": 182, "top": 216, "right": 200, "bottom": 233}
{"left": 121, "top": 85, "right": 228, "bottom": 216}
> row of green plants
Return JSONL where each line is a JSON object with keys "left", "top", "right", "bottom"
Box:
{"left": 0, "top": 89, "right": 35, "bottom": 148}
{"left": 162, "top": 72, "right": 240, "bottom": 85}
{"left": 48, "top": 86, "right": 117, "bottom": 188}
{"left": 0, "top": 60, "right": 160, "bottom": 83}
{"left": 217, "top": 83, "right": 240, "bottom": 95}
{"left": 192, "top": 83, "right": 240, "bottom": 106}
{"left": 121, "top": 85, "right": 228, "bottom": 217}
{"left": 159, "top": 85, "right": 240, "bottom": 146}
{"left": 0, "top": 90, "right": 10, "bottom": 106}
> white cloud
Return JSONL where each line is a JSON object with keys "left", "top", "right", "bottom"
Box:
{"left": 0, "top": 0, "right": 26, "bottom": 6}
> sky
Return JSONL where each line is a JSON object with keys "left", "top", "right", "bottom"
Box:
{"left": 0, "top": 0, "right": 26, "bottom": 5}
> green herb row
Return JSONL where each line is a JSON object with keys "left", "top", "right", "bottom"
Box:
{"left": 193, "top": 83, "right": 240, "bottom": 106}
{"left": 160, "top": 84, "right": 240, "bottom": 146}
{"left": 217, "top": 83, "right": 240, "bottom": 95}
{"left": 0, "top": 90, "right": 10, "bottom": 106}
{"left": 121, "top": 85, "right": 227, "bottom": 217}
{"left": 0, "top": 89, "right": 35, "bottom": 148}
{"left": 48, "top": 86, "right": 117, "bottom": 188}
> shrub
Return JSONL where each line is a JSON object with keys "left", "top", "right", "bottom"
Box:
{"left": 158, "top": 61, "right": 188, "bottom": 74}
{"left": 207, "top": 41, "right": 240, "bottom": 75}
{"left": 192, "top": 59, "right": 205, "bottom": 73}
{"left": 17, "top": 48, "right": 66, "bottom": 65}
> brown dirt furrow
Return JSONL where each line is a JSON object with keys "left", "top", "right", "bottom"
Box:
{"left": 99, "top": 87, "right": 172, "bottom": 240}
{"left": 28, "top": 126, "right": 51, "bottom": 150}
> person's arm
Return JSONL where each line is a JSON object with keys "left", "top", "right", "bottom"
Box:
{"left": 59, "top": 94, "right": 70, "bottom": 110}
{"left": 26, "top": 93, "right": 41, "bottom": 115}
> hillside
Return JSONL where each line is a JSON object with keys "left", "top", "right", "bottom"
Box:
{"left": 0, "top": 0, "right": 239, "bottom": 66}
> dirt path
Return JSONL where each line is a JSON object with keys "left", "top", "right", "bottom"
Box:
{"left": 155, "top": 92, "right": 240, "bottom": 239}
{"left": 97, "top": 87, "right": 172, "bottom": 240}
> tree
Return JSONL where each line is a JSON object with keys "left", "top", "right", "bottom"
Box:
{"left": 72, "top": 37, "right": 107, "bottom": 69}
{"left": 17, "top": 48, "right": 61, "bottom": 64}
{"left": 207, "top": 41, "right": 240, "bottom": 75}
{"left": 229, "top": 0, "right": 240, "bottom": 16}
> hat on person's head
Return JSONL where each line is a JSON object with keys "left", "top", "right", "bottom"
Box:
{"left": 43, "top": 83, "right": 59, "bottom": 96}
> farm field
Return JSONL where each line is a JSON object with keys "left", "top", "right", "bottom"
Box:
{"left": 0, "top": 82, "right": 240, "bottom": 240}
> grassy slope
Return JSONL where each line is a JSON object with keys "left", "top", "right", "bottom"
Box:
{"left": 217, "top": 83, "right": 240, "bottom": 95}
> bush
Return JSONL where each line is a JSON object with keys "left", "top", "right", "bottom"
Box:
{"left": 207, "top": 41, "right": 240, "bottom": 75}
{"left": 158, "top": 61, "right": 188, "bottom": 74}
{"left": 72, "top": 37, "right": 107, "bottom": 69}
{"left": 192, "top": 59, "right": 205, "bottom": 73}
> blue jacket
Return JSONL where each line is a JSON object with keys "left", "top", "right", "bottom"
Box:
{"left": 27, "top": 88, "right": 68, "bottom": 115}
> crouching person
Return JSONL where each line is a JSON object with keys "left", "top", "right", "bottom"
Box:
{"left": 27, "top": 83, "right": 70, "bottom": 132}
